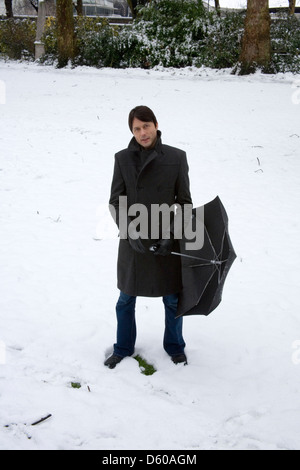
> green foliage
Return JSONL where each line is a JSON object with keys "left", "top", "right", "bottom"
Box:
{"left": 1, "top": 1, "right": 300, "bottom": 73}
{"left": 41, "top": 16, "right": 57, "bottom": 63}
{"left": 0, "top": 18, "right": 36, "bottom": 60}
{"left": 119, "top": 1, "right": 245, "bottom": 69}
{"left": 40, "top": 0, "right": 210, "bottom": 68}
{"left": 270, "top": 15, "right": 300, "bottom": 73}
{"left": 42, "top": 16, "right": 120, "bottom": 67}
{"left": 71, "top": 382, "right": 81, "bottom": 389}
{"left": 123, "top": 4, "right": 300, "bottom": 72}
{"left": 73, "top": 16, "right": 120, "bottom": 67}
{"left": 134, "top": 355, "right": 156, "bottom": 375}
{"left": 127, "top": 0, "right": 209, "bottom": 68}
{"left": 197, "top": 11, "right": 245, "bottom": 69}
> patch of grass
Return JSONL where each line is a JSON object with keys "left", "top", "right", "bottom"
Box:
{"left": 134, "top": 355, "right": 157, "bottom": 376}
{"left": 71, "top": 382, "right": 81, "bottom": 389}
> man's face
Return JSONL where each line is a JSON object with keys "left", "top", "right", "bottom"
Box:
{"left": 132, "top": 117, "right": 158, "bottom": 149}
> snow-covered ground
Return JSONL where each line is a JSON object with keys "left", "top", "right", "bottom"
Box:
{"left": 0, "top": 62, "right": 300, "bottom": 450}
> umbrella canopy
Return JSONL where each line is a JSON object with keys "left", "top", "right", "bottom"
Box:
{"left": 175, "top": 196, "right": 236, "bottom": 317}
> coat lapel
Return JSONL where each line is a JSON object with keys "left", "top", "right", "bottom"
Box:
{"left": 127, "top": 132, "right": 163, "bottom": 185}
{"left": 138, "top": 149, "right": 158, "bottom": 176}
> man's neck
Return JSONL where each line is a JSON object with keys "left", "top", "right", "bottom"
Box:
{"left": 141, "top": 136, "right": 158, "bottom": 151}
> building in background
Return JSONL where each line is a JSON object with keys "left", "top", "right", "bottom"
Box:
{"left": 2, "top": 1, "right": 299, "bottom": 18}
{"left": 1, "top": 0, "right": 128, "bottom": 17}
{"left": 82, "top": 0, "right": 114, "bottom": 16}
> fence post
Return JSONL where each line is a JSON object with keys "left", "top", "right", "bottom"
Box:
{"left": 35, "top": 0, "right": 46, "bottom": 59}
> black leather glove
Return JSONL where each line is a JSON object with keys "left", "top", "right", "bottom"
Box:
{"left": 151, "top": 238, "right": 174, "bottom": 256}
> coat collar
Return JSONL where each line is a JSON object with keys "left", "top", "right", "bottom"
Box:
{"left": 127, "top": 131, "right": 164, "bottom": 179}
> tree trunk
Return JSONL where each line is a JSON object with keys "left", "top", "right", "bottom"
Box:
{"left": 127, "top": 0, "right": 149, "bottom": 19}
{"left": 76, "top": 0, "right": 83, "bottom": 16}
{"left": 127, "top": 0, "right": 137, "bottom": 18}
{"left": 288, "top": 0, "right": 296, "bottom": 15}
{"left": 215, "top": 0, "right": 221, "bottom": 16}
{"left": 5, "top": 0, "right": 13, "bottom": 18}
{"left": 56, "top": 0, "right": 75, "bottom": 68}
{"left": 239, "top": 0, "right": 271, "bottom": 75}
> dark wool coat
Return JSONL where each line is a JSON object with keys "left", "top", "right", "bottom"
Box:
{"left": 109, "top": 132, "right": 192, "bottom": 297}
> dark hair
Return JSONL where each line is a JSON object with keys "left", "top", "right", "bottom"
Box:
{"left": 128, "top": 106, "right": 158, "bottom": 132}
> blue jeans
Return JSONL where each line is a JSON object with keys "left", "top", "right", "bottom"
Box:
{"left": 113, "top": 291, "right": 186, "bottom": 358}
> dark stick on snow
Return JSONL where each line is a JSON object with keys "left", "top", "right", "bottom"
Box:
{"left": 31, "top": 414, "right": 52, "bottom": 426}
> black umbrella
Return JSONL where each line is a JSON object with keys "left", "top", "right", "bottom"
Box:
{"left": 174, "top": 196, "right": 236, "bottom": 317}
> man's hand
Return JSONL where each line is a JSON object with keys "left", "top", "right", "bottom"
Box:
{"left": 151, "top": 239, "right": 173, "bottom": 256}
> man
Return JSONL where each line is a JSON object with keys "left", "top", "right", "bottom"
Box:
{"left": 105, "top": 106, "right": 193, "bottom": 369}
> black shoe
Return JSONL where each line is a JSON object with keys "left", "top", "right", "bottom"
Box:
{"left": 104, "top": 354, "right": 123, "bottom": 369}
{"left": 171, "top": 353, "right": 188, "bottom": 365}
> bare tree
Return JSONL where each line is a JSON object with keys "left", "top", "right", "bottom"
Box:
{"left": 29, "top": 0, "right": 38, "bottom": 13}
{"left": 238, "top": 0, "right": 271, "bottom": 74}
{"left": 288, "top": 0, "right": 296, "bottom": 15}
{"left": 74, "top": 0, "right": 83, "bottom": 16}
{"left": 56, "top": 0, "right": 75, "bottom": 68}
{"left": 5, "top": 0, "right": 13, "bottom": 17}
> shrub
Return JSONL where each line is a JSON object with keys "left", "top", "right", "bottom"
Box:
{"left": 127, "top": 0, "right": 209, "bottom": 68}
{"left": 197, "top": 11, "right": 245, "bottom": 69}
{"left": 42, "top": 16, "right": 120, "bottom": 67}
{"left": 0, "top": 18, "right": 36, "bottom": 60}
{"left": 116, "top": 1, "right": 244, "bottom": 69}
{"left": 41, "top": 16, "right": 57, "bottom": 63}
{"left": 270, "top": 15, "right": 300, "bottom": 73}
{"left": 73, "top": 16, "right": 120, "bottom": 67}
{"left": 43, "top": 1, "right": 209, "bottom": 69}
